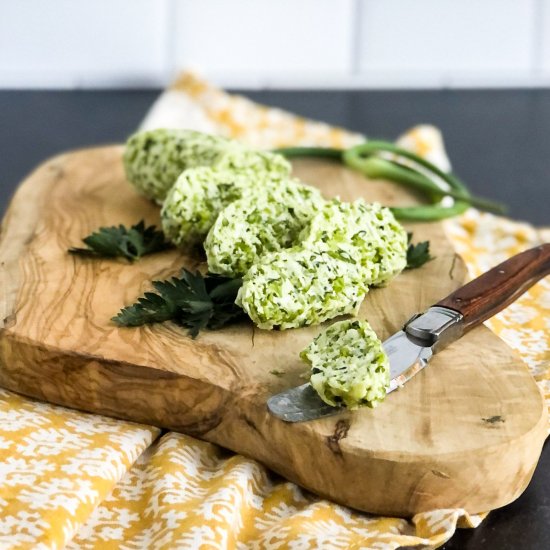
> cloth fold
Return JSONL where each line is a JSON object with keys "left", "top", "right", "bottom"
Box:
{"left": 1, "top": 72, "right": 548, "bottom": 549}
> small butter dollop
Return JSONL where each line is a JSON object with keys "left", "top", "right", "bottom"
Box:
{"left": 124, "top": 128, "right": 290, "bottom": 204}
{"left": 205, "top": 179, "right": 325, "bottom": 277}
{"left": 301, "top": 319, "right": 390, "bottom": 409}
{"left": 300, "top": 198, "right": 408, "bottom": 287}
{"left": 236, "top": 248, "right": 367, "bottom": 330}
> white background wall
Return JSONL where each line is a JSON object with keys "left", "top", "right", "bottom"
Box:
{"left": 1, "top": 0, "right": 550, "bottom": 89}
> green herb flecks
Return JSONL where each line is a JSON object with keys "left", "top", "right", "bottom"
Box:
{"left": 69, "top": 220, "right": 173, "bottom": 262}
{"left": 113, "top": 269, "right": 246, "bottom": 338}
{"left": 406, "top": 233, "right": 434, "bottom": 269}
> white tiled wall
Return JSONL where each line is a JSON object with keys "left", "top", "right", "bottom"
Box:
{"left": 359, "top": 0, "right": 536, "bottom": 86}
{"left": 173, "top": 0, "right": 355, "bottom": 81}
{"left": 1, "top": 0, "right": 549, "bottom": 89}
{"left": 0, "top": 0, "right": 169, "bottom": 87}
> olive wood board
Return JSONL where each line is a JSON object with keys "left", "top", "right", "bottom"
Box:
{"left": 0, "top": 146, "right": 546, "bottom": 517}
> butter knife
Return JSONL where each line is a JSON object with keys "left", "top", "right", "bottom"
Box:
{"left": 267, "top": 243, "right": 550, "bottom": 422}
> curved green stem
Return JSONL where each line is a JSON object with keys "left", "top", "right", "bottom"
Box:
{"left": 390, "top": 203, "right": 469, "bottom": 221}
{"left": 274, "top": 146, "right": 343, "bottom": 159}
{"left": 343, "top": 142, "right": 506, "bottom": 219}
{"left": 275, "top": 141, "right": 507, "bottom": 221}
{"left": 389, "top": 163, "right": 471, "bottom": 221}
{"left": 344, "top": 143, "right": 472, "bottom": 221}
{"left": 354, "top": 157, "right": 505, "bottom": 213}
{"left": 346, "top": 140, "right": 455, "bottom": 186}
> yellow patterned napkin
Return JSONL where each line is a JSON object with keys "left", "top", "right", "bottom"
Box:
{"left": 1, "top": 72, "right": 548, "bottom": 549}
{"left": 445, "top": 210, "right": 550, "bottom": 416}
{"left": 0, "top": 389, "right": 159, "bottom": 549}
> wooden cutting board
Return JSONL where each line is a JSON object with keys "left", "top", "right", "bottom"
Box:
{"left": 0, "top": 147, "right": 546, "bottom": 516}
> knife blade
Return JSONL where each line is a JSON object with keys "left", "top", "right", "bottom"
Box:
{"left": 267, "top": 310, "right": 452, "bottom": 422}
{"left": 267, "top": 243, "right": 550, "bottom": 423}
{"left": 266, "top": 333, "right": 432, "bottom": 422}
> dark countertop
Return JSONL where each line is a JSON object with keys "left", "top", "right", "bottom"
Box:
{"left": 0, "top": 90, "right": 548, "bottom": 549}
{"left": 1, "top": 89, "right": 550, "bottom": 224}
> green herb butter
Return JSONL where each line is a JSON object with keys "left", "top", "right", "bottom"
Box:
{"left": 236, "top": 248, "right": 367, "bottom": 330}
{"left": 301, "top": 319, "right": 390, "bottom": 409}
{"left": 124, "top": 129, "right": 235, "bottom": 203}
{"left": 300, "top": 199, "right": 408, "bottom": 286}
{"left": 124, "top": 128, "right": 291, "bottom": 203}
{"left": 215, "top": 148, "right": 291, "bottom": 178}
{"left": 161, "top": 166, "right": 258, "bottom": 247}
{"left": 205, "top": 179, "right": 325, "bottom": 277}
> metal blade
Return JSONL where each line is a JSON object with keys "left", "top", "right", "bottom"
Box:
{"left": 384, "top": 330, "right": 433, "bottom": 393}
{"left": 267, "top": 330, "right": 433, "bottom": 422}
{"left": 266, "top": 383, "right": 341, "bottom": 423}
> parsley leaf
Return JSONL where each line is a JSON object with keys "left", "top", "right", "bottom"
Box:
{"left": 69, "top": 220, "right": 173, "bottom": 262}
{"left": 112, "top": 269, "right": 246, "bottom": 338}
{"left": 406, "top": 232, "right": 434, "bottom": 269}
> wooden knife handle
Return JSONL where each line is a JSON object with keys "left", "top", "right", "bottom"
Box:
{"left": 436, "top": 243, "right": 550, "bottom": 333}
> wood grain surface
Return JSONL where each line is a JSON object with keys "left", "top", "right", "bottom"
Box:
{"left": 0, "top": 146, "right": 546, "bottom": 516}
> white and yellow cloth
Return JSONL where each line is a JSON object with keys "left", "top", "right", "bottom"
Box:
{"left": 1, "top": 73, "right": 548, "bottom": 549}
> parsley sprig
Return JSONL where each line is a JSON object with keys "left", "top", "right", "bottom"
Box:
{"left": 406, "top": 233, "right": 434, "bottom": 269}
{"left": 69, "top": 220, "right": 173, "bottom": 262}
{"left": 113, "top": 269, "right": 246, "bottom": 338}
